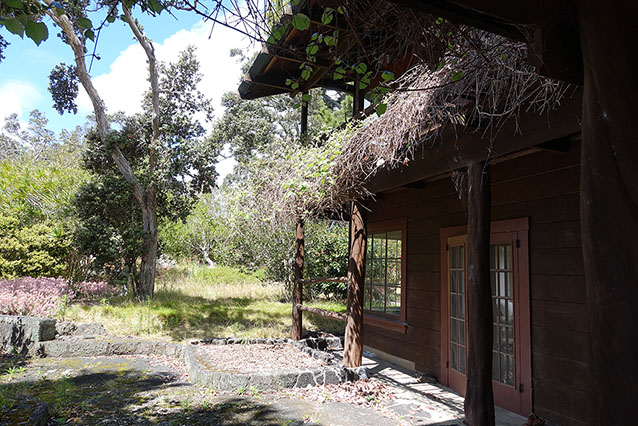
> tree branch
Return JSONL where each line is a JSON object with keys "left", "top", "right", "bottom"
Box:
{"left": 121, "top": 2, "right": 160, "bottom": 176}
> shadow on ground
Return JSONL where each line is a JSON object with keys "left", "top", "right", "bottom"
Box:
{"left": 0, "top": 355, "right": 318, "bottom": 425}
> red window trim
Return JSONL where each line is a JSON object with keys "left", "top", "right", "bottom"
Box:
{"left": 439, "top": 217, "right": 532, "bottom": 416}
{"left": 364, "top": 217, "right": 408, "bottom": 334}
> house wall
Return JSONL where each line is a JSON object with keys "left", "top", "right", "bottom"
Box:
{"left": 362, "top": 141, "right": 586, "bottom": 426}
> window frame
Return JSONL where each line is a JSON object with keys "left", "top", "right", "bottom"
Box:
{"left": 363, "top": 217, "right": 408, "bottom": 333}
{"left": 439, "top": 217, "right": 532, "bottom": 415}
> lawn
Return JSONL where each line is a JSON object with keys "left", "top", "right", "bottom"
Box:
{"left": 61, "top": 265, "right": 346, "bottom": 341}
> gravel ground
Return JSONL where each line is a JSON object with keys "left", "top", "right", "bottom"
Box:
{"left": 195, "top": 343, "right": 328, "bottom": 373}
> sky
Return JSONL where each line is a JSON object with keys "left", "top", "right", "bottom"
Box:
{"left": 0, "top": 6, "right": 256, "bottom": 180}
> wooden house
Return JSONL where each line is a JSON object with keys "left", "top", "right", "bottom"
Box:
{"left": 238, "top": 1, "right": 638, "bottom": 425}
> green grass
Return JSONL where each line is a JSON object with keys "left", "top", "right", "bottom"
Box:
{"left": 61, "top": 264, "right": 346, "bottom": 341}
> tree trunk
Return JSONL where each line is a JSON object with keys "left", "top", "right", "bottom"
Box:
{"left": 344, "top": 201, "right": 367, "bottom": 367}
{"left": 48, "top": 3, "right": 161, "bottom": 299}
{"left": 138, "top": 190, "right": 158, "bottom": 299}
{"left": 292, "top": 218, "right": 305, "bottom": 340}
{"left": 464, "top": 162, "right": 494, "bottom": 426}
{"left": 577, "top": 2, "right": 638, "bottom": 423}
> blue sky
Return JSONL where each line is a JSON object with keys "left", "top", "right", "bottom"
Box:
{"left": 0, "top": 6, "right": 251, "bottom": 134}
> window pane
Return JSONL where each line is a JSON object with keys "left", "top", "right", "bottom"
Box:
{"left": 492, "top": 351, "right": 499, "bottom": 380}
{"left": 458, "top": 269, "right": 465, "bottom": 294}
{"left": 364, "top": 230, "right": 403, "bottom": 316}
{"left": 373, "top": 234, "right": 385, "bottom": 259}
{"left": 450, "top": 294, "right": 457, "bottom": 318}
{"left": 451, "top": 344, "right": 458, "bottom": 370}
{"left": 505, "top": 244, "right": 512, "bottom": 269}
{"left": 371, "top": 285, "right": 384, "bottom": 311}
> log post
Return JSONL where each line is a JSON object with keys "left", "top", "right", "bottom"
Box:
{"left": 292, "top": 218, "right": 305, "bottom": 340}
{"left": 300, "top": 91, "right": 309, "bottom": 142}
{"left": 577, "top": 2, "right": 638, "bottom": 423}
{"left": 464, "top": 162, "right": 495, "bottom": 426}
{"left": 344, "top": 201, "right": 367, "bottom": 367}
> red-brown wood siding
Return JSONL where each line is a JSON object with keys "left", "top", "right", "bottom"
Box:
{"left": 363, "top": 141, "right": 586, "bottom": 426}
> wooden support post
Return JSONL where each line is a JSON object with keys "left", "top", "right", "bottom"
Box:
{"left": 464, "top": 162, "right": 495, "bottom": 426}
{"left": 344, "top": 202, "right": 367, "bottom": 367}
{"left": 300, "top": 91, "right": 309, "bottom": 144}
{"left": 577, "top": 3, "right": 638, "bottom": 423}
{"left": 292, "top": 218, "right": 305, "bottom": 340}
{"left": 353, "top": 74, "right": 364, "bottom": 117}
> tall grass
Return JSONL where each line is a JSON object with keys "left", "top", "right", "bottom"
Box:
{"left": 62, "top": 264, "right": 346, "bottom": 341}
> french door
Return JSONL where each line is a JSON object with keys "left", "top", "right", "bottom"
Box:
{"left": 440, "top": 219, "right": 531, "bottom": 415}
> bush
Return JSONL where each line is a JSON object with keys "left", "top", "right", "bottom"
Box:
{"left": 0, "top": 217, "right": 71, "bottom": 279}
{"left": 0, "top": 277, "right": 115, "bottom": 317}
{"left": 304, "top": 219, "right": 349, "bottom": 298}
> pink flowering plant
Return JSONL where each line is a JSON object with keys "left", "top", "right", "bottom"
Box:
{"left": 0, "top": 277, "right": 115, "bottom": 318}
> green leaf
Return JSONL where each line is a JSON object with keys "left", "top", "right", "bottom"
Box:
{"left": 148, "top": 0, "right": 163, "bottom": 13}
{"left": 291, "top": 82, "right": 299, "bottom": 90}
{"left": 302, "top": 94, "right": 311, "bottom": 102}
{"left": 381, "top": 71, "right": 395, "bottom": 81}
{"left": 376, "top": 103, "right": 387, "bottom": 116}
{"left": 291, "top": 0, "right": 301, "bottom": 6}
{"left": 379, "top": 87, "right": 390, "bottom": 95}
{"left": 293, "top": 102, "right": 301, "bottom": 109}
{"left": 359, "top": 81, "right": 368, "bottom": 90}
{"left": 435, "top": 60, "right": 445, "bottom": 71}
{"left": 3, "top": 18, "right": 24, "bottom": 38}
{"left": 77, "top": 17, "right": 92, "bottom": 29}
{"left": 355, "top": 62, "right": 367, "bottom": 74}
{"left": 324, "top": 35, "right": 335, "bottom": 46}
{"left": 301, "top": 66, "right": 312, "bottom": 80}
{"left": 435, "top": 17, "right": 444, "bottom": 25}
{"left": 292, "top": 13, "right": 310, "bottom": 31}
{"left": 84, "top": 29, "right": 95, "bottom": 41}
{"left": 285, "top": 78, "right": 292, "bottom": 86}
{"left": 451, "top": 71, "right": 463, "bottom": 82}
{"left": 321, "top": 11, "right": 334, "bottom": 26}
{"left": 273, "top": 27, "right": 284, "bottom": 41}
{"left": 106, "top": 15, "right": 116, "bottom": 23}
{"left": 4, "top": 0, "right": 23, "bottom": 9}
{"left": 24, "top": 20, "right": 48, "bottom": 46}
{"left": 305, "top": 44, "right": 318, "bottom": 55}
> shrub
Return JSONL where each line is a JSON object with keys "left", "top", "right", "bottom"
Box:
{"left": 0, "top": 277, "right": 115, "bottom": 317}
{"left": 0, "top": 217, "right": 71, "bottom": 279}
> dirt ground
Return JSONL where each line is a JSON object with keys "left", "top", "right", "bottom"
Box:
{"left": 0, "top": 353, "right": 403, "bottom": 425}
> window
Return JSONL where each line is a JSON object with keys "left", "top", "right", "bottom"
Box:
{"left": 440, "top": 218, "right": 531, "bottom": 415}
{"left": 364, "top": 218, "right": 407, "bottom": 332}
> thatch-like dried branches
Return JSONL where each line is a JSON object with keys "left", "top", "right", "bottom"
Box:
{"left": 255, "top": 30, "right": 569, "bottom": 223}
{"left": 219, "top": 0, "right": 571, "bottom": 225}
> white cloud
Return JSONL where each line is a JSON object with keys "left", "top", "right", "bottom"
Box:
{"left": 77, "top": 20, "right": 252, "bottom": 123}
{"left": 0, "top": 80, "right": 41, "bottom": 123}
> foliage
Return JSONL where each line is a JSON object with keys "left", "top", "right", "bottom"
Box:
{"left": 73, "top": 47, "right": 217, "bottom": 289}
{"left": 72, "top": 166, "right": 144, "bottom": 286}
{"left": 304, "top": 219, "right": 348, "bottom": 298}
{"left": 0, "top": 217, "right": 71, "bottom": 279}
{"left": 48, "top": 63, "right": 79, "bottom": 115}
{"left": 0, "top": 152, "right": 87, "bottom": 225}
{"left": 63, "top": 263, "right": 346, "bottom": 340}
{"left": 0, "top": 276, "right": 114, "bottom": 317}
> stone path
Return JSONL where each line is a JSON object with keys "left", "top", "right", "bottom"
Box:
{"left": 1, "top": 351, "right": 527, "bottom": 426}
{"left": 360, "top": 354, "right": 527, "bottom": 426}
